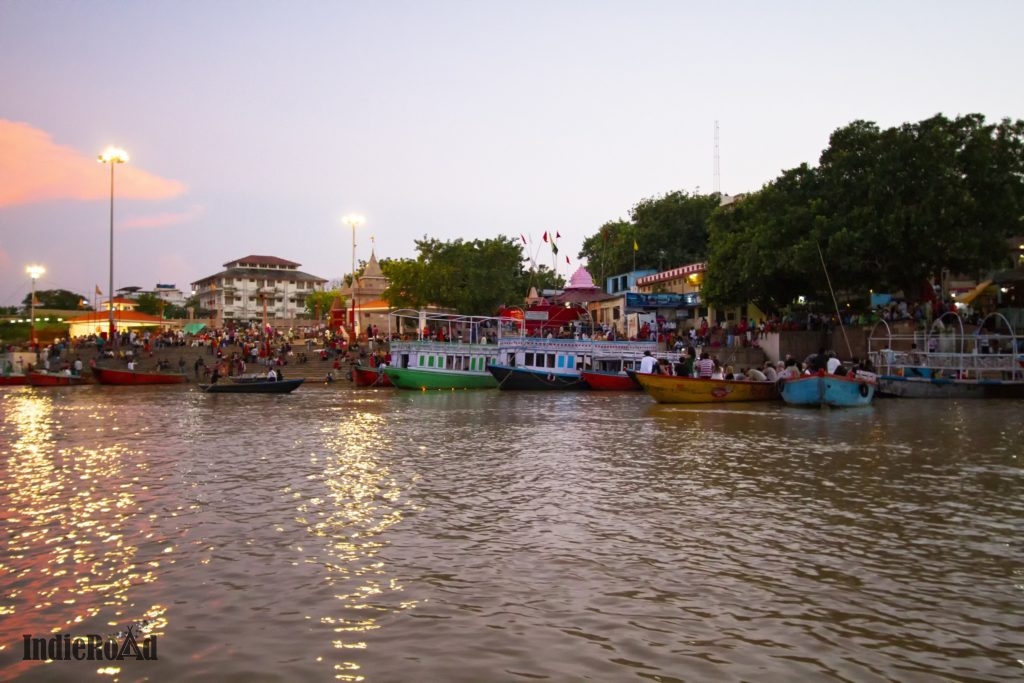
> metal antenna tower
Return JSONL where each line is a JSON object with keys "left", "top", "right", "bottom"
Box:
{"left": 713, "top": 120, "right": 721, "bottom": 195}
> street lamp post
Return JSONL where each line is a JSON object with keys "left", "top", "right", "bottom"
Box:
{"left": 26, "top": 264, "right": 45, "bottom": 348}
{"left": 98, "top": 146, "right": 129, "bottom": 346}
{"left": 342, "top": 213, "right": 365, "bottom": 338}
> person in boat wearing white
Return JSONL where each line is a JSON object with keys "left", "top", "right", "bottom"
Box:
{"left": 267, "top": 367, "right": 278, "bottom": 381}
{"left": 639, "top": 351, "right": 658, "bottom": 374}
{"left": 826, "top": 351, "right": 842, "bottom": 375}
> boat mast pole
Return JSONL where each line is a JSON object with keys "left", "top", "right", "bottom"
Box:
{"left": 817, "top": 242, "right": 853, "bottom": 359}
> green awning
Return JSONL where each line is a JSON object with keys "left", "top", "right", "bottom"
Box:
{"left": 183, "top": 322, "right": 207, "bottom": 334}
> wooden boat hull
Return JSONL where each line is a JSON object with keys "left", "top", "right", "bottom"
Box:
{"left": 580, "top": 369, "right": 641, "bottom": 391}
{"left": 877, "top": 376, "right": 1024, "bottom": 399}
{"left": 0, "top": 374, "right": 29, "bottom": 386}
{"left": 634, "top": 373, "right": 779, "bottom": 403}
{"left": 383, "top": 366, "right": 497, "bottom": 390}
{"left": 27, "top": 372, "right": 89, "bottom": 387}
{"left": 487, "top": 364, "right": 588, "bottom": 390}
{"left": 351, "top": 364, "right": 394, "bottom": 387}
{"left": 199, "top": 378, "right": 304, "bottom": 393}
{"left": 93, "top": 366, "right": 188, "bottom": 385}
{"left": 780, "top": 374, "right": 875, "bottom": 407}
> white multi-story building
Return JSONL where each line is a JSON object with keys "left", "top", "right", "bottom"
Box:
{"left": 191, "top": 255, "right": 328, "bottom": 323}
{"left": 144, "top": 284, "right": 187, "bottom": 309}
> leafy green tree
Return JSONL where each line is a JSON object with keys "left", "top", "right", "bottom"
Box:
{"left": 305, "top": 289, "right": 344, "bottom": 320}
{"left": 21, "top": 288, "right": 88, "bottom": 310}
{"left": 703, "top": 113, "right": 1024, "bottom": 309}
{"left": 579, "top": 192, "right": 719, "bottom": 278}
{"left": 382, "top": 236, "right": 537, "bottom": 315}
{"left": 134, "top": 293, "right": 163, "bottom": 315}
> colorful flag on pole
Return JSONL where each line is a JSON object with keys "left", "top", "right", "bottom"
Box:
{"left": 551, "top": 242, "right": 559, "bottom": 255}
{"left": 565, "top": 255, "right": 570, "bottom": 264}
{"left": 95, "top": 285, "right": 102, "bottom": 295}
{"left": 520, "top": 234, "right": 527, "bottom": 245}
{"left": 542, "top": 231, "right": 548, "bottom": 243}
{"left": 555, "top": 231, "right": 561, "bottom": 239}
{"left": 633, "top": 239, "right": 639, "bottom": 252}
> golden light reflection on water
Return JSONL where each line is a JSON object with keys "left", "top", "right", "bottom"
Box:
{"left": 1, "top": 392, "right": 167, "bottom": 678}
{"left": 285, "top": 405, "right": 412, "bottom": 681}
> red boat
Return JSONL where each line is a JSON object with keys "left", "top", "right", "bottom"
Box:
{"left": 0, "top": 374, "right": 29, "bottom": 386}
{"left": 351, "top": 363, "right": 393, "bottom": 387}
{"left": 93, "top": 366, "right": 188, "bottom": 385}
{"left": 580, "top": 369, "right": 641, "bottom": 391}
{"left": 27, "top": 371, "right": 89, "bottom": 387}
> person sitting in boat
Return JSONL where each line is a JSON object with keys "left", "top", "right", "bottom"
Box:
{"left": 826, "top": 352, "right": 842, "bottom": 375}
{"left": 639, "top": 351, "right": 658, "bottom": 374}
{"left": 267, "top": 367, "right": 278, "bottom": 381}
{"left": 695, "top": 351, "right": 715, "bottom": 378}
{"left": 747, "top": 366, "right": 767, "bottom": 381}
{"left": 276, "top": 367, "right": 284, "bottom": 381}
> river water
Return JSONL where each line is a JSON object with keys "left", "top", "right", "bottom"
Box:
{"left": 0, "top": 385, "right": 1021, "bottom": 682}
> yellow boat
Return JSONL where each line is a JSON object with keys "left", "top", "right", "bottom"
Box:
{"left": 634, "top": 373, "right": 780, "bottom": 404}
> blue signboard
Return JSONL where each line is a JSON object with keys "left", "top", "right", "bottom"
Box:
{"left": 626, "top": 292, "right": 700, "bottom": 308}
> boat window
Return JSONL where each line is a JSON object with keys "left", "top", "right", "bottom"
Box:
{"left": 546, "top": 354, "right": 556, "bottom": 368}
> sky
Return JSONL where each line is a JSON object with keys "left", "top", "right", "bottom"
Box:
{"left": 1, "top": 0, "right": 1023, "bottom": 306}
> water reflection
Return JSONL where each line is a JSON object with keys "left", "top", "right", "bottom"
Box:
{"left": 1, "top": 391, "right": 166, "bottom": 681}
{"left": 293, "top": 401, "right": 411, "bottom": 681}
{"left": 1, "top": 388, "right": 1021, "bottom": 682}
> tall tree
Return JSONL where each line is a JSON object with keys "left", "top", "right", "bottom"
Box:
{"left": 382, "top": 236, "right": 537, "bottom": 315}
{"left": 578, "top": 192, "right": 719, "bottom": 276}
{"left": 305, "top": 289, "right": 344, "bottom": 320}
{"left": 703, "top": 113, "right": 1024, "bottom": 309}
{"left": 21, "top": 288, "right": 89, "bottom": 310}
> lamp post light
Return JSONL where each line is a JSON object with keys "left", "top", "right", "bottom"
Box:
{"left": 342, "top": 213, "right": 365, "bottom": 337}
{"left": 98, "top": 146, "right": 129, "bottom": 346}
{"left": 26, "top": 264, "right": 45, "bottom": 348}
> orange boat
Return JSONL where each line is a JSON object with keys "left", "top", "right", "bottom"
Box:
{"left": 93, "top": 366, "right": 188, "bottom": 385}
{"left": 634, "top": 372, "right": 779, "bottom": 404}
{"left": 27, "top": 371, "right": 89, "bottom": 387}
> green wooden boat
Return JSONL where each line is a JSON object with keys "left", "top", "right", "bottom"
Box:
{"left": 385, "top": 338, "right": 501, "bottom": 390}
{"left": 383, "top": 364, "right": 498, "bottom": 390}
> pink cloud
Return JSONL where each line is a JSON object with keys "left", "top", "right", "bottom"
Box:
{"left": 122, "top": 205, "right": 204, "bottom": 229}
{"left": 0, "top": 120, "right": 186, "bottom": 208}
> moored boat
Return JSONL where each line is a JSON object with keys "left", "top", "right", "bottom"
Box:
{"left": 199, "top": 378, "right": 304, "bottom": 393}
{"left": 487, "top": 364, "right": 589, "bottom": 390}
{"left": 779, "top": 372, "right": 876, "bottom": 407}
{"left": 634, "top": 372, "right": 779, "bottom": 403}
{"left": 868, "top": 312, "right": 1024, "bottom": 398}
{"left": 0, "top": 374, "right": 29, "bottom": 386}
{"left": 93, "top": 366, "right": 188, "bottom": 385}
{"left": 351, "top": 363, "right": 394, "bottom": 388}
{"left": 383, "top": 310, "right": 511, "bottom": 390}
{"left": 27, "top": 371, "right": 89, "bottom": 387}
{"left": 580, "top": 369, "right": 641, "bottom": 391}
{"left": 490, "top": 337, "right": 657, "bottom": 391}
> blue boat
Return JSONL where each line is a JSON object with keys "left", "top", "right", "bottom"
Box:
{"left": 486, "top": 364, "right": 588, "bottom": 390}
{"left": 779, "top": 372, "right": 875, "bottom": 407}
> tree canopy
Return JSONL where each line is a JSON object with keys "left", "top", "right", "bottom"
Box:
{"left": 381, "top": 236, "right": 561, "bottom": 315}
{"left": 701, "top": 113, "right": 1024, "bottom": 308}
{"left": 304, "top": 288, "right": 343, "bottom": 320}
{"left": 578, "top": 191, "right": 720, "bottom": 284}
{"left": 21, "top": 288, "right": 88, "bottom": 311}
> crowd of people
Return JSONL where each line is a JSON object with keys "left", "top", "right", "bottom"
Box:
{"left": 637, "top": 346, "right": 876, "bottom": 383}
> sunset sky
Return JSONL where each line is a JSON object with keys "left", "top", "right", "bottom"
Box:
{"left": 2, "top": 1, "right": 1022, "bottom": 306}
